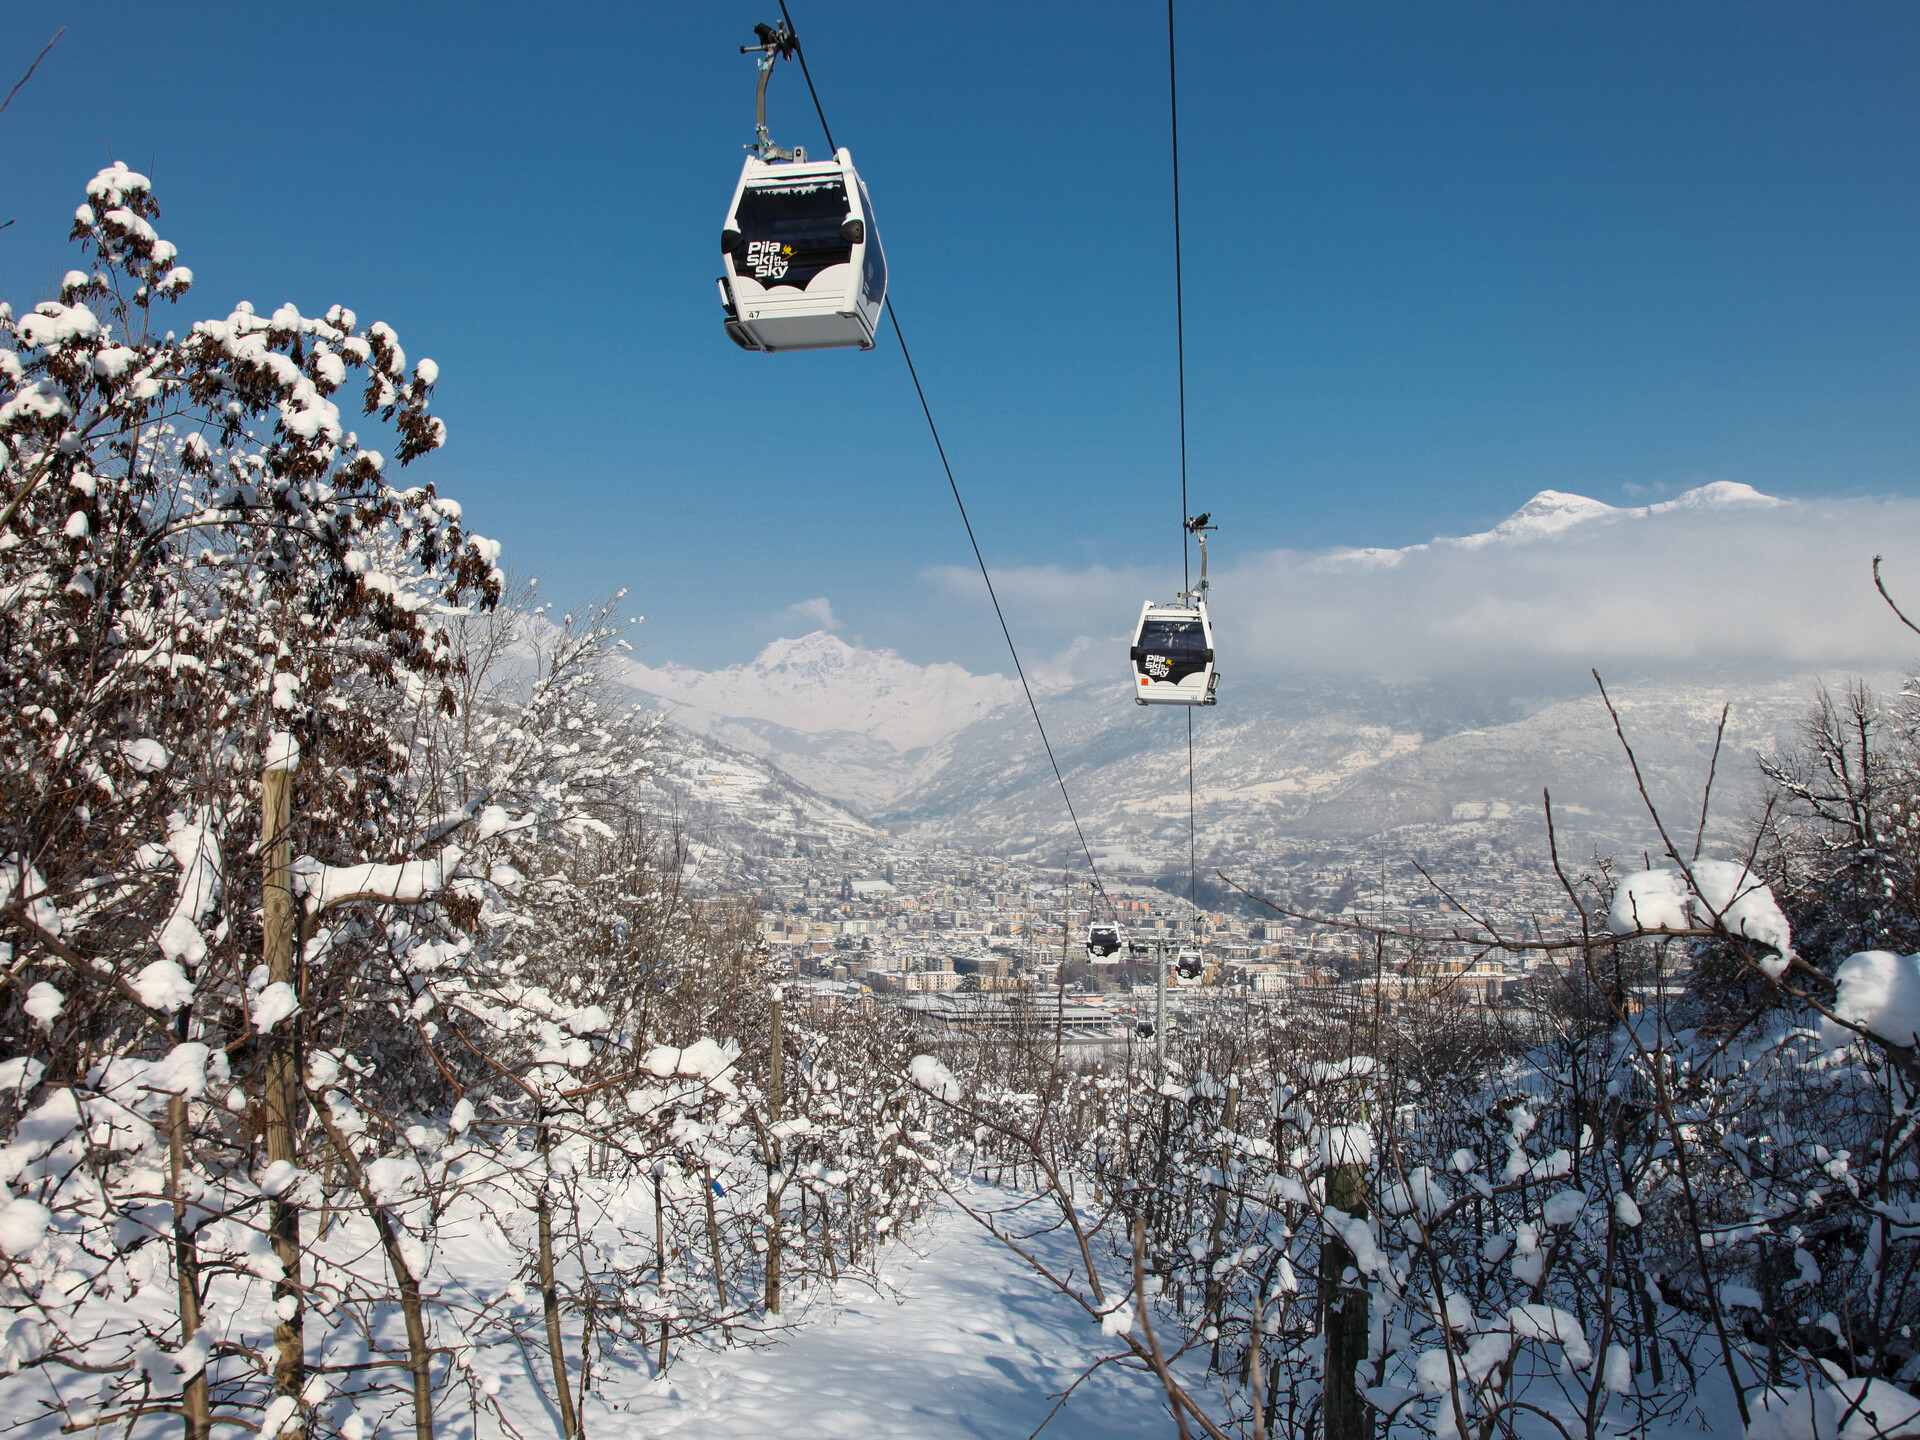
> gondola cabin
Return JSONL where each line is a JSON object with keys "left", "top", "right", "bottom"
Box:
{"left": 718, "top": 149, "right": 887, "bottom": 353}
{"left": 1086, "top": 923, "right": 1122, "bottom": 960}
{"left": 1130, "top": 600, "right": 1217, "bottom": 706}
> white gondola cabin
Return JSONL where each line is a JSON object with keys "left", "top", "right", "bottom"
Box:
{"left": 1130, "top": 600, "right": 1217, "bottom": 706}
{"left": 718, "top": 150, "right": 887, "bottom": 353}
{"left": 1086, "top": 923, "right": 1122, "bottom": 959}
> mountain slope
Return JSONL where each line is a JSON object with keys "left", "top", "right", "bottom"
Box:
{"left": 615, "top": 632, "right": 1018, "bottom": 753}
{"left": 639, "top": 722, "right": 880, "bottom": 879}
{"left": 873, "top": 674, "right": 1842, "bottom": 870}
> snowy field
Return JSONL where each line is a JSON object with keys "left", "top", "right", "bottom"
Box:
{"left": 507, "top": 1191, "right": 1185, "bottom": 1440}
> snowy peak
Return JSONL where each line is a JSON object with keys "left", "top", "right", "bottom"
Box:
{"left": 614, "top": 631, "right": 1019, "bottom": 753}
{"left": 1455, "top": 481, "right": 1778, "bottom": 548}
{"left": 1459, "top": 490, "right": 1621, "bottom": 547}
{"left": 729, "top": 631, "right": 895, "bottom": 685}
{"left": 1645, "top": 480, "right": 1781, "bottom": 514}
{"left": 1466, "top": 481, "right": 1779, "bottom": 547}
{"left": 1321, "top": 481, "right": 1782, "bottom": 571}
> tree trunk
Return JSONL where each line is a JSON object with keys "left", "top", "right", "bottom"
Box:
{"left": 702, "top": 1164, "right": 729, "bottom": 1324}
{"left": 1247, "top": 1289, "right": 1268, "bottom": 1440}
{"left": 536, "top": 1117, "right": 580, "bottom": 1440}
{"left": 381, "top": 1211, "right": 433, "bottom": 1440}
{"left": 766, "top": 990, "right": 783, "bottom": 1316}
{"left": 261, "top": 764, "right": 305, "bottom": 1420}
{"left": 308, "top": 1085, "right": 434, "bottom": 1440}
{"left": 655, "top": 1167, "right": 669, "bottom": 1372}
{"left": 169, "top": 1092, "right": 211, "bottom": 1440}
{"left": 1323, "top": 1163, "right": 1370, "bottom": 1440}
{"left": 818, "top": 1189, "right": 838, "bottom": 1283}
{"left": 1206, "top": 1075, "right": 1240, "bottom": 1368}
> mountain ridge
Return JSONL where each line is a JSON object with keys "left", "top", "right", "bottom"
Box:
{"left": 610, "top": 481, "right": 1885, "bottom": 871}
{"left": 614, "top": 630, "right": 1019, "bottom": 754}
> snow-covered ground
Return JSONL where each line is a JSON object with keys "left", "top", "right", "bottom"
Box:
{"left": 507, "top": 1192, "right": 1182, "bottom": 1439}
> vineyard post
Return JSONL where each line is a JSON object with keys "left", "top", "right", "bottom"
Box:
{"left": 261, "top": 745, "right": 306, "bottom": 1421}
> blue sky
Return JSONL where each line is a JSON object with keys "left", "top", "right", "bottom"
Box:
{"left": 3, "top": 1, "right": 1917, "bottom": 674}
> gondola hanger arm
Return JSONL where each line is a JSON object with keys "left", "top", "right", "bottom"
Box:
{"left": 742, "top": 20, "right": 806, "bottom": 162}
{"left": 1183, "top": 513, "right": 1215, "bottom": 598}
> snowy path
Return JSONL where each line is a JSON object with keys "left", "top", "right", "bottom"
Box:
{"left": 551, "top": 1194, "right": 1186, "bottom": 1439}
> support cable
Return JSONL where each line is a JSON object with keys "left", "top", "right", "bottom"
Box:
{"left": 775, "top": 1, "right": 1109, "bottom": 907}
{"left": 1187, "top": 710, "right": 1198, "bottom": 914}
{"left": 1168, "top": 0, "right": 1201, "bottom": 922}
{"left": 886, "top": 299, "right": 1106, "bottom": 900}
{"left": 1167, "top": 0, "right": 1191, "bottom": 597}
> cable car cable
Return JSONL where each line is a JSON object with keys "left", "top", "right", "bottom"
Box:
{"left": 777, "top": 0, "right": 837, "bottom": 152}
{"left": 1167, "top": 0, "right": 1200, "bottom": 922}
{"left": 885, "top": 299, "right": 1107, "bottom": 904}
{"left": 1167, "top": 0, "right": 1191, "bottom": 600}
{"left": 772, "top": 1, "right": 1113, "bottom": 912}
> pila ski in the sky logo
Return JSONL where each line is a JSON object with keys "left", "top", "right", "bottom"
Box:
{"left": 1143, "top": 653, "right": 1173, "bottom": 680}
{"left": 746, "top": 241, "right": 794, "bottom": 279}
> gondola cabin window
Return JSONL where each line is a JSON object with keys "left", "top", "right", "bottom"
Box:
{"left": 1136, "top": 616, "right": 1209, "bottom": 684}
{"left": 733, "top": 179, "right": 853, "bottom": 291}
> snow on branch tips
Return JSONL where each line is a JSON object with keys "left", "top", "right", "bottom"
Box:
{"left": 1607, "top": 860, "right": 1796, "bottom": 975}
{"left": 291, "top": 847, "right": 459, "bottom": 913}
{"left": 908, "top": 1054, "right": 961, "bottom": 1103}
{"left": 1606, "top": 868, "right": 1689, "bottom": 936}
{"left": 1824, "top": 949, "right": 1920, "bottom": 1050}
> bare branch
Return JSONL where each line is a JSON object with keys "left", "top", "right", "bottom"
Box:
{"left": 1693, "top": 702, "right": 1731, "bottom": 865}
{"left": 1874, "top": 554, "right": 1920, "bottom": 640}
{"left": 0, "top": 29, "right": 63, "bottom": 122}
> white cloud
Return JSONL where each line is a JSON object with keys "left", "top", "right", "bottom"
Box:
{"left": 923, "top": 487, "right": 1920, "bottom": 691}
{"left": 783, "top": 596, "right": 840, "bottom": 631}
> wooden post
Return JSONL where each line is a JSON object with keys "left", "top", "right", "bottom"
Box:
{"left": 766, "top": 985, "right": 783, "bottom": 1316}
{"left": 260, "top": 745, "right": 305, "bottom": 1420}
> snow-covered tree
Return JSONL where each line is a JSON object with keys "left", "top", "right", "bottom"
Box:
{"left": 0, "top": 160, "right": 497, "bottom": 1439}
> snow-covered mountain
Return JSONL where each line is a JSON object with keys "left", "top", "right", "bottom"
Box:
{"left": 614, "top": 483, "right": 1903, "bottom": 870}
{"left": 1456, "top": 480, "right": 1779, "bottom": 547}
{"left": 639, "top": 720, "right": 879, "bottom": 877}
{"left": 1319, "top": 480, "right": 1781, "bottom": 565}
{"left": 615, "top": 632, "right": 1018, "bottom": 752}
{"left": 636, "top": 661, "right": 1853, "bottom": 882}
{"left": 872, "top": 672, "right": 1851, "bottom": 870}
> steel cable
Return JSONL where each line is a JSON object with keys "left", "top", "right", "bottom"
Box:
{"left": 774, "top": 1, "right": 1110, "bottom": 912}
{"left": 1168, "top": 0, "right": 1202, "bottom": 920}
